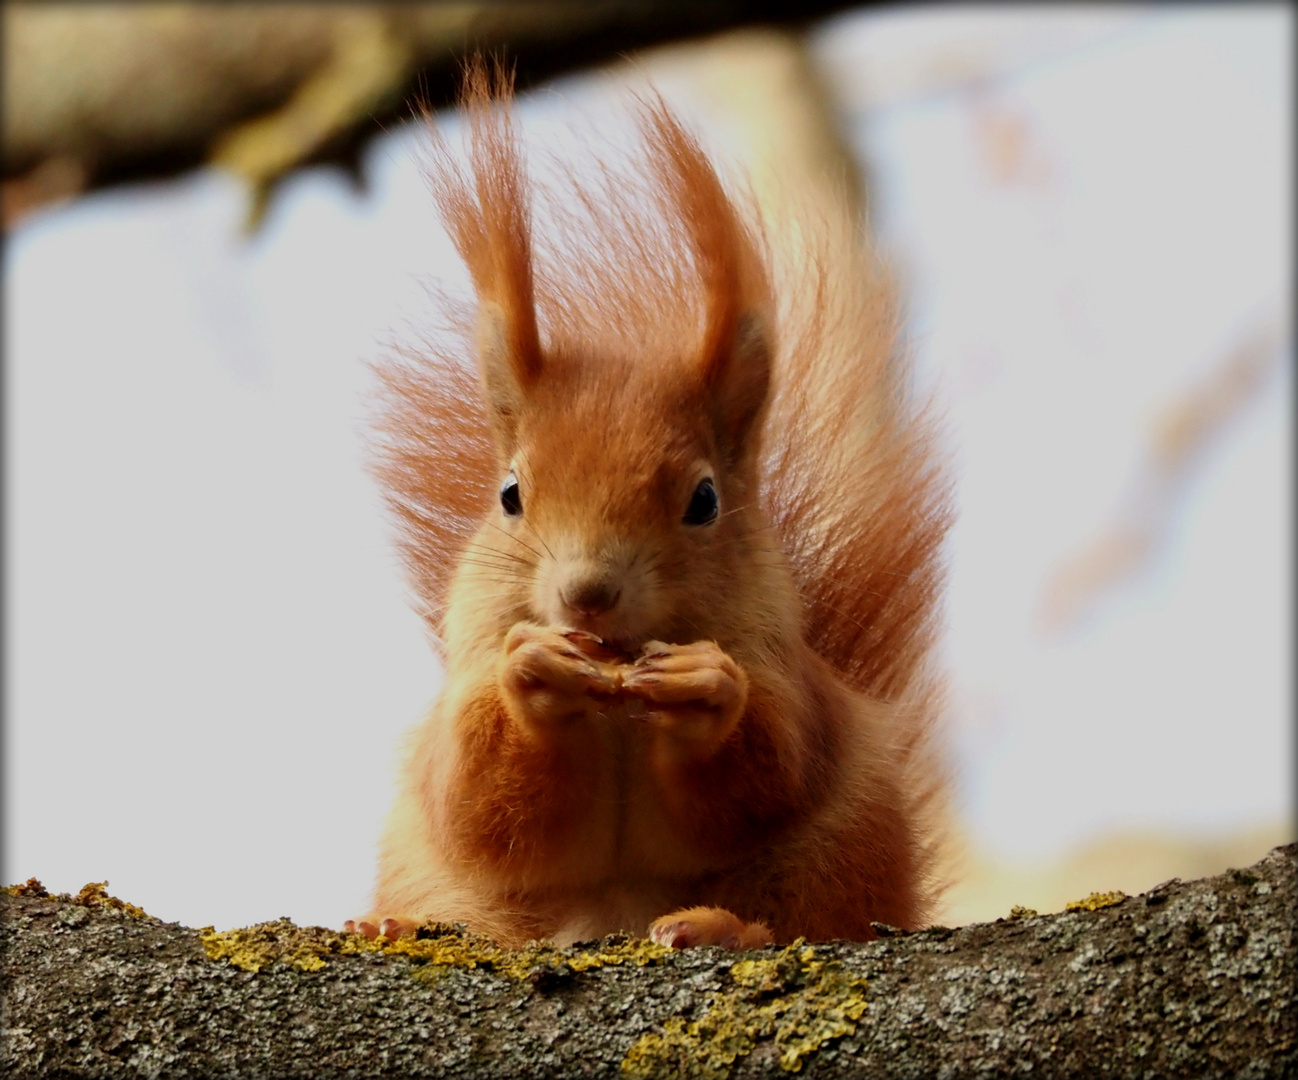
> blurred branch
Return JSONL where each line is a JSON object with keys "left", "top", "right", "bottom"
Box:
{"left": 2, "top": 1, "right": 861, "bottom": 228}
{"left": 1036, "top": 314, "right": 1289, "bottom": 636}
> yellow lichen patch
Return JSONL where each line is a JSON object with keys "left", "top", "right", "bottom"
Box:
{"left": 1008, "top": 905, "right": 1039, "bottom": 919}
{"left": 72, "top": 881, "right": 151, "bottom": 920}
{"left": 201, "top": 919, "right": 359, "bottom": 974}
{"left": 565, "top": 937, "right": 673, "bottom": 973}
{"left": 199, "top": 917, "right": 674, "bottom": 982}
{"left": 3, "top": 878, "right": 151, "bottom": 919}
{"left": 620, "top": 941, "right": 868, "bottom": 1079}
{"left": 1065, "top": 890, "right": 1127, "bottom": 913}
{"left": 3, "top": 878, "right": 50, "bottom": 898}
{"left": 375, "top": 926, "right": 676, "bottom": 988}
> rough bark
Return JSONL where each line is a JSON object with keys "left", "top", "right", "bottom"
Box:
{"left": 3, "top": 845, "right": 1293, "bottom": 1079}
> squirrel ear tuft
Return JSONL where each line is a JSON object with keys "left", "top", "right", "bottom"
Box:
{"left": 427, "top": 56, "right": 542, "bottom": 457}
{"left": 706, "top": 310, "right": 772, "bottom": 463}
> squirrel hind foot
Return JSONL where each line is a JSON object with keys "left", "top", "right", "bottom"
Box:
{"left": 343, "top": 916, "right": 419, "bottom": 941}
{"left": 649, "top": 906, "right": 773, "bottom": 950}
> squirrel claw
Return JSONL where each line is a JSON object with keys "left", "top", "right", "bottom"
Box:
{"left": 561, "top": 629, "right": 604, "bottom": 646}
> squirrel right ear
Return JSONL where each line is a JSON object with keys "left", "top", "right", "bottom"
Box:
{"left": 704, "top": 310, "right": 772, "bottom": 462}
{"left": 639, "top": 97, "right": 773, "bottom": 464}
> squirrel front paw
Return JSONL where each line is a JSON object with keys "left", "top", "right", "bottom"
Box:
{"left": 622, "top": 640, "right": 748, "bottom": 752}
{"left": 500, "top": 624, "right": 621, "bottom": 729}
{"left": 649, "top": 906, "right": 773, "bottom": 950}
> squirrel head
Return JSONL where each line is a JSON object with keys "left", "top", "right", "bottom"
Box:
{"left": 472, "top": 300, "right": 773, "bottom": 652}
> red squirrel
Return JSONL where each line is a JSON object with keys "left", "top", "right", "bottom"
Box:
{"left": 347, "top": 60, "right": 951, "bottom": 950}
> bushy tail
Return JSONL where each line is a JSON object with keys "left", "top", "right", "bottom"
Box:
{"left": 760, "top": 191, "right": 953, "bottom": 922}
{"left": 762, "top": 205, "right": 951, "bottom": 707}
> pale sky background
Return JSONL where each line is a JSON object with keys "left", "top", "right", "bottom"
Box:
{"left": 5, "top": 6, "right": 1292, "bottom": 931}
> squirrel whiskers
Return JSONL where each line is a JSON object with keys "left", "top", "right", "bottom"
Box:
{"left": 355, "top": 58, "right": 951, "bottom": 950}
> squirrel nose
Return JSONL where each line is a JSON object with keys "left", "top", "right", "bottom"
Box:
{"left": 561, "top": 577, "right": 622, "bottom": 617}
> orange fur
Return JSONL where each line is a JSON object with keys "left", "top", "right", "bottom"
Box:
{"left": 362, "top": 59, "right": 951, "bottom": 949}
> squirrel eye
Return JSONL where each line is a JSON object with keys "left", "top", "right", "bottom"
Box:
{"left": 683, "top": 477, "right": 719, "bottom": 526}
{"left": 500, "top": 472, "right": 523, "bottom": 517}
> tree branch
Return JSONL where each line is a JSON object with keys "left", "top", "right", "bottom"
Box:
{"left": 3, "top": 845, "right": 1293, "bottom": 1078}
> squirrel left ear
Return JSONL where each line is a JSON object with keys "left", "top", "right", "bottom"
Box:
{"left": 703, "top": 310, "right": 772, "bottom": 464}
{"left": 475, "top": 299, "right": 539, "bottom": 455}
